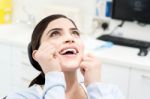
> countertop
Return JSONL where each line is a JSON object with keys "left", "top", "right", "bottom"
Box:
{"left": 83, "top": 36, "right": 150, "bottom": 71}
{"left": 0, "top": 24, "right": 150, "bottom": 71}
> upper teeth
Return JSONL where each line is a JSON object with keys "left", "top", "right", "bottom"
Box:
{"left": 61, "top": 48, "right": 77, "bottom": 54}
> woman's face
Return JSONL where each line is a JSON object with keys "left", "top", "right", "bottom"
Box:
{"left": 40, "top": 18, "right": 84, "bottom": 72}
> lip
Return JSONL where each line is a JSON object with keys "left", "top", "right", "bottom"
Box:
{"left": 59, "top": 45, "right": 79, "bottom": 55}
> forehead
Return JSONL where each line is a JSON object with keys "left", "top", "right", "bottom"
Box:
{"left": 46, "top": 18, "right": 76, "bottom": 29}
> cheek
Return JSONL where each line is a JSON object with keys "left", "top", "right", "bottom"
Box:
{"left": 48, "top": 40, "right": 62, "bottom": 48}
{"left": 79, "top": 42, "right": 85, "bottom": 57}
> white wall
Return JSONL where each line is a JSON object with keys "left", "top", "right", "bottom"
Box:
{"left": 12, "top": 0, "right": 150, "bottom": 41}
{"left": 12, "top": 0, "right": 96, "bottom": 34}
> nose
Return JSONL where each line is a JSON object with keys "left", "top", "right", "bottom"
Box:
{"left": 64, "top": 33, "right": 75, "bottom": 44}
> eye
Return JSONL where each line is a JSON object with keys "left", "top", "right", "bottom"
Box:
{"left": 72, "top": 30, "right": 80, "bottom": 37}
{"left": 49, "top": 31, "right": 61, "bottom": 37}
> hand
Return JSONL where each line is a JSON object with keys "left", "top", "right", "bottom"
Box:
{"left": 80, "top": 53, "right": 101, "bottom": 86}
{"left": 32, "top": 42, "right": 61, "bottom": 74}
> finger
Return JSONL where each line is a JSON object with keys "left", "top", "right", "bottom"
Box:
{"left": 55, "top": 57, "right": 62, "bottom": 71}
{"left": 54, "top": 51, "right": 59, "bottom": 58}
{"left": 84, "top": 54, "right": 99, "bottom": 65}
{"left": 38, "top": 42, "right": 50, "bottom": 51}
{"left": 83, "top": 57, "right": 92, "bottom": 61}
{"left": 35, "top": 45, "right": 56, "bottom": 61}
{"left": 86, "top": 53, "right": 96, "bottom": 58}
{"left": 83, "top": 55, "right": 93, "bottom": 61}
{"left": 80, "top": 61, "right": 91, "bottom": 69}
{"left": 40, "top": 42, "right": 59, "bottom": 58}
{"left": 40, "top": 45, "right": 55, "bottom": 55}
{"left": 39, "top": 41, "right": 57, "bottom": 51}
{"left": 80, "top": 67, "right": 85, "bottom": 75}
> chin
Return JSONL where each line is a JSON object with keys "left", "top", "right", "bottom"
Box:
{"left": 61, "top": 61, "right": 80, "bottom": 72}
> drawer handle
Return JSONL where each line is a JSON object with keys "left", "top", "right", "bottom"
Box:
{"left": 142, "top": 74, "right": 150, "bottom": 79}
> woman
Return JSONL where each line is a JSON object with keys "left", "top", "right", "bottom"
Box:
{"left": 7, "top": 14, "right": 124, "bottom": 99}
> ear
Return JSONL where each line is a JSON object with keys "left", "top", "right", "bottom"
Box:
{"left": 32, "top": 50, "right": 38, "bottom": 61}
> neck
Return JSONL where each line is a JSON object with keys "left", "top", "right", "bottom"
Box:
{"left": 64, "top": 71, "right": 79, "bottom": 92}
{"left": 64, "top": 71, "right": 87, "bottom": 99}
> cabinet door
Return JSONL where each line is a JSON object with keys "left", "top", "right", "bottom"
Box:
{"left": 0, "top": 44, "right": 11, "bottom": 98}
{"left": 101, "top": 64, "right": 130, "bottom": 99}
{"left": 11, "top": 46, "right": 39, "bottom": 91}
{"left": 129, "top": 69, "right": 150, "bottom": 99}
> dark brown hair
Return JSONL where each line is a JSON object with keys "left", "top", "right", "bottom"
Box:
{"left": 28, "top": 14, "right": 77, "bottom": 87}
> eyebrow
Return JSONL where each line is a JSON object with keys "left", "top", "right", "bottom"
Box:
{"left": 47, "top": 28, "right": 62, "bottom": 34}
{"left": 47, "top": 27, "right": 78, "bottom": 34}
{"left": 70, "top": 28, "right": 78, "bottom": 30}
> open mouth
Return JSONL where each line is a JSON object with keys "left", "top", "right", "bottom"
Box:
{"left": 59, "top": 47, "right": 79, "bottom": 55}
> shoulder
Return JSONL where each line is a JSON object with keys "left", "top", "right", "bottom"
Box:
{"left": 80, "top": 82, "right": 121, "bottom": 94}
{"left": 87, "top": 82, "right": 124, "bottom": 98}
{"left": 6, "top": 85, "right": 42, "bottom": 99}
{"left": 87, "top": 82, "right": 120, "bottom": 92}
